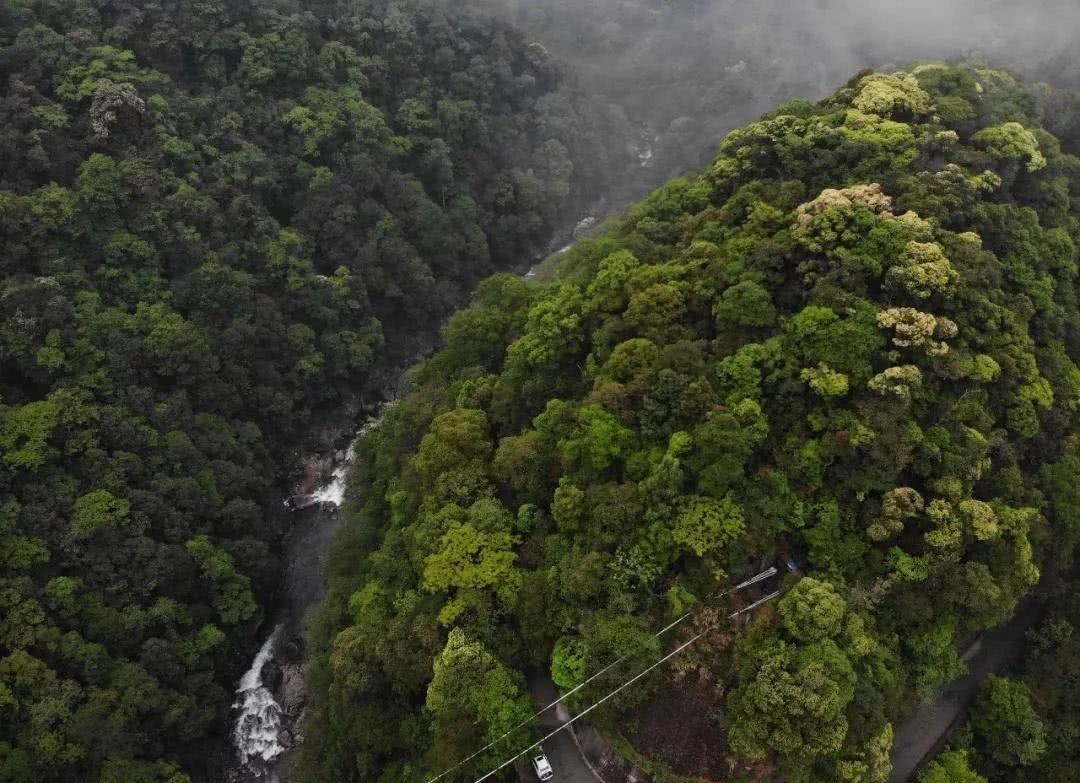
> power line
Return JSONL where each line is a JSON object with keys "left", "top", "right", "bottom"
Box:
{"left": 473, "top": 627, "right": 713, "bottom": 783}
{"left": 424, "top": 566, "right": 779, "bottom": 783}
{"left": 470, "top": 588, "right": 783, "bottom": 783}
{"left": 424, "top": 611, "right": 693, "bottom": 783}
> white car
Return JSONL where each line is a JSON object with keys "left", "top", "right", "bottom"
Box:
{"left": 531, "top": 749, "right": 554, "bottom": 781}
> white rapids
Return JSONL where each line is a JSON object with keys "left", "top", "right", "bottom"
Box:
{"left": 234, "top": 407, "right": 391, "bottom": 777}
{"left": 233, "top": 626, "right": 285, "bottom": 774}
{"left": 309, "top": 456, "right": 351, "bottom": 506}
{"left": 286, "top": 410, "right": 386, "bottom": 510}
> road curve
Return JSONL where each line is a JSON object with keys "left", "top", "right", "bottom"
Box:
{"left": 887, "top": 597, "right": 1044, "bottom": 783}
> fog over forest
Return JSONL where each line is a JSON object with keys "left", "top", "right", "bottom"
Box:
{"left": 463, "top": 0, "right": 1080, "bottom": 205}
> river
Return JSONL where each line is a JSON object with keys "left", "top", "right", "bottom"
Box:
{"left": 223, "top": 171, "right": 629, "bottom": 781}
{"left": 229, "top": 409, "right": 387, "bottom": 782}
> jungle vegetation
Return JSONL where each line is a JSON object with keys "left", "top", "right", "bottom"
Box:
{"left": 0, "top": 0, "right": 628, "bottom": 780}
{"left": 920, "top": 568, "right": 1080, "bottom": 783}
{"left": 303, "top": 63, "right": 1080, "bottom": 783}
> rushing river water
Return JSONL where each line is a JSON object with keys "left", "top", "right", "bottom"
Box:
{"left": 230, "top": 409, "right": 387, "bottom": 781}
{"left": 233, "top": 627, "right": 286, "bottom": 775}
{"left": 227, "top": 208, "right": 602, "bottom": 782}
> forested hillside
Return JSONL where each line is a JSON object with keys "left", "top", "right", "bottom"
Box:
{"left": 0, "top": 1, "right": 627, "bottom": 780}
{"left": 304, "top": 64, "right": 1080, "bottom": 783}
{"left": 917, "top": 571, "right": 1080, "bottom": 782}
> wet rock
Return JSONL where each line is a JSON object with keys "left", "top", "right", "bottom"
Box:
{"left": 260, "top": 660, "right": 283, "bottom": 692}
{"left": 573, "top": 216, "right": 598, "bottom": 237}
{"left": 281, "top": 636, "right": 303, "bottom": 663}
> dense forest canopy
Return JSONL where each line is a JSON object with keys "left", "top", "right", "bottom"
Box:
{"left": 0, "top": 1, "right": 630, "bottom": 780}
{"left": 303, "top": 64, "right": 1080, "bottom": 783}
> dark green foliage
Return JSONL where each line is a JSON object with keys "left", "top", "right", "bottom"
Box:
{"left": 305, "top": 64, "right": 1080, "bottom": 783}
{"left": 958, "top": 572, "right": 1080, "bottom": 783}
{"left": 0, "top": 1, "right": 623, "bottom": 779}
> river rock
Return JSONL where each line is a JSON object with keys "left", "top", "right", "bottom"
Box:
{"left": 279, "top": 663, "right": 306, "bottom": 717}
{"left": 260, "top": 660, "right": 283, "bottom": 692}
{"left": 573, "top": 216, "right": 597, "bottom": 237}
{"left": 281, "top": 635, "right": 303, "bottom": 662}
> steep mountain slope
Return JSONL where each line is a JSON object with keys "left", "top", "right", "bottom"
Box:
{"left": 304, "top": 64, "right": 1080, "bottom": 783}
{"left": 0, "top": 1, "right": 627, "bottom": 780}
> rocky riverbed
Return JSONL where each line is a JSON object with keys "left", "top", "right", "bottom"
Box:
{"left": 223, "top": 201, "right": 612, "bottom": 783}
{"left": 227, "top": 402, "right": 388, "bottom": 783}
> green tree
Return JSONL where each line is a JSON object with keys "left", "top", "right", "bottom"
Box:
{"left": 729, "top": 638, "right": 857, "bottom": 776}
{"left": 918, "top": 751, "right": 988, "bottom": 783}
{"left": 778, "top": 578, "right": 847, "bottom": 643}
{"left": 672, "top": 494, "right": 745, "bottom": 557}
{"left": 424, "top": 629, "right": 533, "bottom": 774}
{"left": 971, "top": 676, "right": 1048, "bottom": 767}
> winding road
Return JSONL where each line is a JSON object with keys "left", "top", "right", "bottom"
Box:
{"left": 886, "top": 596, "right": 1044, "bottom": 783}
{"left": 520, "top": 572, "right": 1037, "bottom": 783}
{"left": 528, "top": 674, "right": 598, "bottom": 783}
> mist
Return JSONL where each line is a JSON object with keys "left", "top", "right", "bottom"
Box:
{"left": 458, "top": 0, "right": 1080, "bottom": 206}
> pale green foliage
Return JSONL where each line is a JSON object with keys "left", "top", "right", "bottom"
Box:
{"left": 868, "top": 365, "right": 923, "bottom": 400}
{"left": 551, "top": 636, "right": 588, "bottom": 689}
{"left": 918, "top": 750, "right": 987, "bottom": 783}
{"left": 908, "top": 623, "right": 967, "bottom": 700}
{"left": 853, "top": 73, "right": 934, "bottom": 118}
{"left": 507, "top": 283, "right": 586, "bottom": 368}
{"left": 924, "top": 499, "right": 962, "bottom": 550}
{"left": 973, "top": 122, "right": 1047, "bottom": 172}
{"left": 552, "top": 479, "right": 586, "bottom": 532}
{"left": 426, "top": 629, "right": 533, "bottom": 757}
{"left": 888, "top": 242, "right": 959, "bottom": 299}
{"left": 267, "top": 228, "right": 316, "bottom": 290}
{"left": 868, "top": 487, "right": 924, "bottom": 541}
{"left": 894, "top": 210, "right": 935, "bottom": 240}
{"left": 841, "top": 111, "right": 920, "bottom": 167}
{"left": 729, "top": 638, "right": 857, "bottom": 769}
{"left": 778, "top": 577, "right": 847, "bottom": 642}
{"left": 0, "top": 399, "right": 59, "bottom": 470}
{"left": 282, "top": 86, "right": 390, "bottom": 157}
{"left": 70, "top": 489, "right": 130, "bottom": 538}
{"left": 672, "top": 494, "right": 745, "bottom": 557}
{"left": 587, "top": 250, "right": 641, "bottom": 313}
{"left": 595, "top": 338, "right": 661, "bottom": 384}
{"left": 625, "top": 282, "right": 686, "bottom": 341}
{"left": 969, "top": 354, "right": 1001, "bottom": 383}
{"left": 958, "top": 499, "right": 1000, "bottom": 542}
{"left": 422, "top": 521, "right": 520, "bottom": 603}
{"left": 414, "top": 408, "right": 493, "bottom": 485}
{"left": 800, "top": 363, "right": 850, "bottom": 398}
{"left": 559, "top": 404, "right": 636, "bottom": 471}
{"left": 835, "top": 723, "right": 894, "bottom": 783}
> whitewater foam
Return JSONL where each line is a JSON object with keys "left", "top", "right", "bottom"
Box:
{"left": 233, "top": 626, "right": 285, "bottom": 774}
